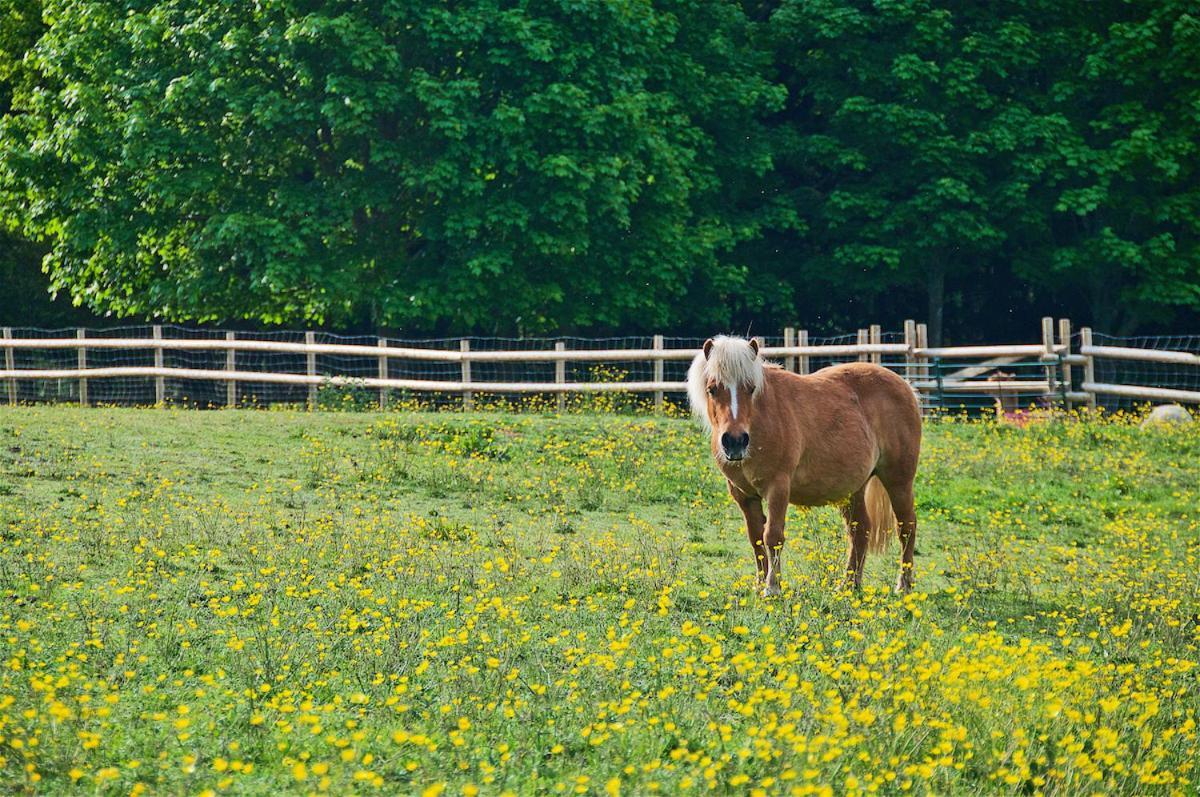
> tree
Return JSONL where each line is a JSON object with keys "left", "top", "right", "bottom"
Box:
{"left": 0, "top": 0, "right": 42, "bottom": 116}
{"left": 761, "top": 0, "right": 1200, "bottom": 340}
{"left": 1017, "top": 0, "right": 1200, "bottom": 333}
{"left": 0, "top": 0, "right": 85, "bottom": 328}
{"left": 1, "top": 0, "right": 781, "bottom": 333}
{"left": 764, "top": 0, "right": 1071, "bottom": 344}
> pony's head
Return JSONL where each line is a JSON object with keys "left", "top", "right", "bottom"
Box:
{"left": 687, "top": 335, "right": 766, "bottom": 463}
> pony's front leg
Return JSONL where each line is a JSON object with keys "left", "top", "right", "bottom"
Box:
{"left": 762, "top": 486, "right": 790, "bottom": 597}
{"left": 728, "top": 481, "right": 767, "bottom": 586}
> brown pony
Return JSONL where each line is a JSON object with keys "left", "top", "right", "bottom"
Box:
{"left": 688, "top": 335, "right": 922, "bottom": 595}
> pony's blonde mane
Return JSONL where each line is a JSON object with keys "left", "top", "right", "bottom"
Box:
{"left": 687, "top": 336, "right": 768, "bottom": 430}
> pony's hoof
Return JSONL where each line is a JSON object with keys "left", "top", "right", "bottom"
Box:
{"left": 761, "top": 583, "right": 782, "bottom": 598}
{"left": 895, "top": 575, "right": 914, "bottom": 594}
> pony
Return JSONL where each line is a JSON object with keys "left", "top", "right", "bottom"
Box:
{"left": 688, "top": 335, "right": 922, "bottom": 595}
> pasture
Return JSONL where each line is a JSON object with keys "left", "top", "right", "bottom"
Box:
{"left": 0, "top": 406, "right": 1197, "bottom": 795}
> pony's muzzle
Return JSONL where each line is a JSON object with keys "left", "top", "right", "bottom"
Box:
{"left": 721, "top": 431, "right": 750, "bottom": 460}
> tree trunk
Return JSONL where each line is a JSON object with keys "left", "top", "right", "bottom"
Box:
{"left": 1089, "top": 272, "right": 1139, "bottom": 336}
{"left": 927, "top": 262, "right": 945, "bottom": 348}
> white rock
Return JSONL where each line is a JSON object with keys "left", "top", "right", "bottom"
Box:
{"left": 1140, "top": 404, "right": 1194, "bottom": 427}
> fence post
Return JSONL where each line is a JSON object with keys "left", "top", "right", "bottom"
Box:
{"left": 3, "top": 327, "right": 14, "bottom": 405}
{"left": 77, "top": 328, "right": 88, "bottom": 407}
{"left": 1058, "top": 318, "right": 1073, "bottom": 409}
{"left": 1041, "top": 316, "right": 1056, "bottom": 406}
{"left": 857, "top": 329, "right": 868, "bottom": 362}
{"left": 1080, "top": 327, "right": 1097, "bottom": 409}
{"left": 555, "top": 342, "right": 566, "bottom": 412}
{"left": 653, "top": 334, "right": 664, "bottom": 412}
{"left": 306, "top": 331, "right": 317, "bottom": 410}
{"left": 783, "top": 327, "right": 795, "bottom": 373}
{"left": 460, "top": 339, "right": 472, "bottom": 411}
{"left": 798, "top": 329, "right": 809, "bottom": 375}
{"left": 153, "top": 324, "right": 165, "bottom": 406}
{"left": 869, "top": 324, "right": 882, "bottom": 366}
{"left": 916, "top": 323, "right": 929, "bottom": 383}
{"left": 934, "top": 357, "right": 945, "bottom": 410}
{"left": 903, "top": 319, "right": 916, "bottom": 385}
{"left": 377, "top": 338, "right": 389, "bottom": 411}
{"left": 226, "top": 331, "right": 237, "bottom": 408}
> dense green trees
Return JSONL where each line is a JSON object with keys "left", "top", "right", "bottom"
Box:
{"left": 1022, "top": 0, "right": 1200, "bottom": 334}
{"left": 765, "top": 0, "right": 1054, "bottom": 344}
{"left": 1, "top": 0, "right": 781, "bottom": 332}
{"left": 1, "top": 0, "right": 1197, "bottom": 337}
{"left": 761, "top": 0, "right": 1200, "bottom": 342}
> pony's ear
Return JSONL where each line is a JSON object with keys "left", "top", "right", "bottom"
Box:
{"left": 749, "top": 337, "right": 760, "bottom": 357}
{"left": 703, "top": 338, "right": 715, "bottom": 360}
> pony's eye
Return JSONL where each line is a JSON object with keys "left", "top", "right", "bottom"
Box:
{"left": 706, "top": 385, "right": 717, "bottom": 396}
{"left": 747, "top": 385, "right": 755, "bottom": 394}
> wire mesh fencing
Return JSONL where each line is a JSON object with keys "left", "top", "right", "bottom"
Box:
{"left": 1086, "top": 332, "right": 1200, "bottom": 412}
{"left": 1, "top": 322, "right": 1196, "bottom": 415}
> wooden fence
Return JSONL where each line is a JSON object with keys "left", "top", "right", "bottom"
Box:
{"left": 1, "top": 318, "right": 1197, "bottom": 411}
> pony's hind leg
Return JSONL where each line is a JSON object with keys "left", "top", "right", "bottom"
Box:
{"left": 728, "top": 481, "right": 767, "bottom": 586}
{"left": 841, "top": 488, "right": 870, "bottom": 590}
{"left": 885, "top": 480, "right": 918, "bottom": 593}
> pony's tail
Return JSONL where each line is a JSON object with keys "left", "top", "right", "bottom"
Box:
{"left": 865, "top": 476, "right": 897, "bottom": 553}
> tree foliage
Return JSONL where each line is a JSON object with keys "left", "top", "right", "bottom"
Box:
{"left": 765, "top": 0, "right": 1051, "bottom": 341}
{"left": 764, "top": 0, "right": 1199, "bottom": 340}
{"left": 1, "top": 0, "right": 1198, "bottom": 337}
{"left": 1, "top": 0, "right": 781, "bottom": 332}
{"left": 1020, "top": 0, "right": 1200, "bottom": 332}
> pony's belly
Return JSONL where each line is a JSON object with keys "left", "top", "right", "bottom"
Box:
{"left": 788, "top": 463, "right": 874, "bottom": 507}
{"left": 786, "top": 483, "right": 848, "bottom": 507}
{"left": 720, "top": 461, "right": 870, "bottom": 507}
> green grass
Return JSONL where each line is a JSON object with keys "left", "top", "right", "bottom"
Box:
{"left": 0, "top": 406, "right": 1197, "bottom": 795}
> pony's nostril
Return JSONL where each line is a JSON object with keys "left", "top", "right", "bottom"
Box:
{"left": 739, "top": 432, "right": 750, "bottom": 447}
{"left": 720, "top": 432, "right": 735, "bottom": 450}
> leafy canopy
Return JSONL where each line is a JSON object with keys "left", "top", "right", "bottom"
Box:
{"left": 1, "top": 0, "right": 780, "bottom": 331}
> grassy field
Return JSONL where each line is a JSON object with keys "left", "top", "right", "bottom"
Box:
{"left": 0, "top": 405, "right": 1198, "bottom": 795}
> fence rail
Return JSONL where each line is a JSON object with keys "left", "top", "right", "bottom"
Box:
{"left": 1, "top": 319, "right": 1197, "bottom": 412}
{"left": 1, "top": 335, "right": 915, "bottom": 362}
